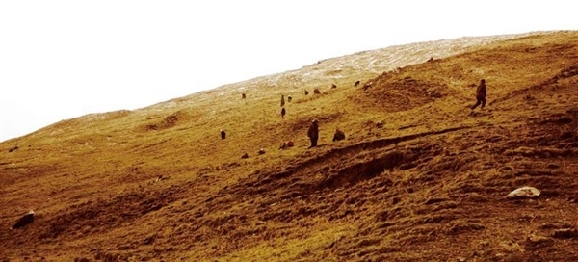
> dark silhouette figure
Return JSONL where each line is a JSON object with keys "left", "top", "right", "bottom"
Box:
{"left": 331, "top": 84, "right": 337, "bottom": 89}
{"left": 280, "top": 94, "right": 285, "bottom": 107}
{"left": 304, "top": 90, "right": 309, "bottom": 95}
{"left": 220, "top": 129, "right": 226, "bottom": 140}
{"left": 11, "top": 210, "right": 35, "bottom": 229}
{"left": 354, "top": 80, "right": 360, "bottom": 87}
{"left": 279, "top": 140, "right": 295, "bottom": 149}
{"left": 332, "top": 128, "right": 345, "bottom": 142}
{"left": 313, "top": 89, "right": 321, "bottom": 94}
{"left": 241, "top": 153, "right": 249, "bottom": 159}
{"left": 471, "top": 79, "right": 487, "bottom": 111}
{"left": 287, "top": 95, "right": 292, "bottom": 102}
{"left": 281, "top": 107, "right": 286, "bottom": 118}
{"left": 242, "top": 93, "right": 246, "bottom": 99}
{"left": 307, "top": 119, "right": 319, "bottom": 148}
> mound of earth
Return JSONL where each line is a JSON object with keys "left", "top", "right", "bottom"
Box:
{"left": 1, "top": 31, "right": 577, "bottom": 261}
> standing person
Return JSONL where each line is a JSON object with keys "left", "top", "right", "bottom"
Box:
{"left": 471, "top": 79, "right": 487, "bottom": 111}
{"left": 281, "top": 107, "right": 286, "bottom": 118}
{"left": 280, "top": 94, "right": 285, "bottom": 107}
{"left": 307, "top": 118, "right": 319, "bottom": 148}
{"left": 220, "top": 129, "right": 226, "bottom": 140}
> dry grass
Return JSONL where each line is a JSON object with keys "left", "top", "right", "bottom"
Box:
{"left": 1, "top": 31, "right": 578, "bottom": 261}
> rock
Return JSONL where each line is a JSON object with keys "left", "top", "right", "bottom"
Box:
{"left": 11, "top": 210, "right": 35, "bottom": 229}
{"left": 507, "top": 186, "right": 540, "bottom": 198}
{"left": 552, "top": 228, "right": 578, "bottom": 239}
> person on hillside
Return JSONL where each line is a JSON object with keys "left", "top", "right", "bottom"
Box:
{"left": 332, "top": 128, "right": 345, "bottom": 142}
{"left": 220, "top": 129, "right": 226, "bottom": 140}
{"left": 280, "top": 94, "right": 285, "bottom": 107}
{"left": 281, "top": 107, "right": 286, "bottom": 118}
{"left": 471, "top": 79, "right": 487, "bottom": 111}
{"left": 307, "top": 118, "right": 319, "bottom": 148}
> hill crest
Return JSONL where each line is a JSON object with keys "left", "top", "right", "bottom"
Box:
{"left": 1, "top": 30, "right": 578, "bottom": 261}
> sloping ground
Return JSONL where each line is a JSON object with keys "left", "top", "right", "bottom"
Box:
{"left": 1, "top": 31, "right": 577, "bottom": 261}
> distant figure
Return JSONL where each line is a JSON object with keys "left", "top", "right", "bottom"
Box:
{"left": 332, "top": 128, "right": 345, "bottom": 142}
{"left": 258, "top": 148, "right": 266, "bottom": 155}
{"left": 313, "top": 89, "right": 321, "bottom": 94}
{"left": 287, "top": 95, "right": 292, "bottom": 102}
{"left": 278, "top": 140, "right": 295, "bottom": 150}
{"left": 242, "top": 93, "right": 246, "bottom": 99}
{"left": 304, "top": 90, "right": 309, "bottom": 95}
{"left": 281, "top": 107, "right": 286, "bottom": 118}
{"left": 241, "top": 153, "right": 249, "bottom": 159}
{"left": 427, "top": 57, "right": 434, "bottom": 62}
{"left": 11, "top": 210, "right": 35, "bottom": 229}
{"left": 307, "top": 118, "right": 319, "bottom": 148}
{"left": 331, "top": 84, "right": 337, "bottom": 89}
{"left": 220, "top": 129, "right": 226, "bottom": 140}
{"left": 471, "top": 79, "right": 487, "bottom": 111}
{"left": 354, "top": 80, "right": 360, "bottom": 87}
{"left": 280, "top": 94, "right": 285, "bottom": 107}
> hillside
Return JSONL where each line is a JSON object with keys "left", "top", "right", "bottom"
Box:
{"left": 1, "top": 31, "right": 578, "bottom": 261}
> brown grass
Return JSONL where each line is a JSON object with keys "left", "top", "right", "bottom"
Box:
{"left": 1, "top": 31, "right": 578, "bottom": 261}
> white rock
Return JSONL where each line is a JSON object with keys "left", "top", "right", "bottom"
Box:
{"left": 508, "top": 186, "right": 540, "bottom": 197}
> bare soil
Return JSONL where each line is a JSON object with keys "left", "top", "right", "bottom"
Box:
{"left": 1, "top": 31, "right": 577, "bottom": 262}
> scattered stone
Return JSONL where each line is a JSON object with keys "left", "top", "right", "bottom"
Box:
{"left": 332, "top": 128, "right": 345, "bottom": 142}
{"left": 547, "top": 163, "right": 560, "bottom": 169}
{"left": 552, "top": 228, "right": 578, "bottom": 239}
{"left": 11, "top": 210, "right": 35, "bottom": 229}
{"left": 278, "top": 140, "right": 295, "bottom": 150}
{"left": 525, "top": 234, "right": 554, "bottom": 249}
{"left": 507, "top": 186, "right": 540, "bottom": 198}
{"left": 241, "top": 153, "right": 249, "bottom": 159}
{"left": 8, "top": 145, "right": 18, "bottom": 153}
{"left": 258, "top": 148, "right": 266, "bottom": 155}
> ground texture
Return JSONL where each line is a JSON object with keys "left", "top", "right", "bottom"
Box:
{"left": 1, "top": 31, "right": 578, "bottom": 261}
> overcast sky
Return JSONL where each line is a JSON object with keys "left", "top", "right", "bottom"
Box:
{"left": 0, "top": 0, "right": 576, "bottom": 142}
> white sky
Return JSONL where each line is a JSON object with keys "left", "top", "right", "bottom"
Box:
{"left": 0, "top": 0, "right": 576, "bottom": 142}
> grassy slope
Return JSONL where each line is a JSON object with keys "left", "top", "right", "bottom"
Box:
{"left": 1, "top": 31, "right": 577, "bottom": 261}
